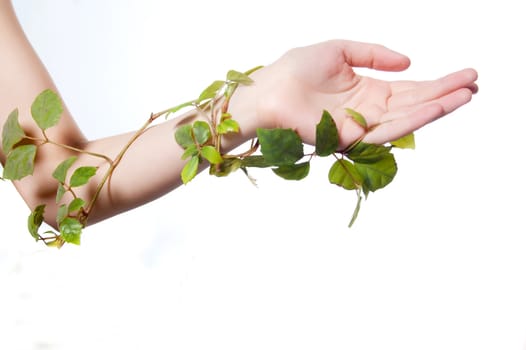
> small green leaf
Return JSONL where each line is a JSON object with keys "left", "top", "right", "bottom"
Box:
{"left": 181, "top": 155, "right": 199, "bottom": 184}
{"left": 52, "top": 156, "right": 78, "bottom": 183}
{"left": 243, "top": 65, "right": 264, "bottom": 76}
{"left": 272, "top": 162, "right": 310, "bottom": 180}
{"left": 56, "top": 204, "right": 68, "bottom": 225}
{"left": 226, "top": 70, "right": 253, "bottom": 84}
{"left": 391, "top": 133, "right": 415, "bottom": 149}
{"left": 2, "top": 109, "right": 26, "bottom": 154}
{"left": 2, "top": 144, "right": 37, "bottom": 180}
{"left": 68, "top": 198, "right": 85, "bottom": 213}
{"left": 174, "top": 124, "right": 194, "bottom": 148}
{"left": 56, "top": 183, "right": 66, "bottom": 203}
{"left": 256, "top": 128, "right": 304, "bottom": 166}
{"left": 201, "top": 145, "right": 223, "bottom": 165}
{"left": 209, "top": 157, "right": 242, "bottom": 177}
{"left": 345, "top": 108, "right": 368, "bottom": 129}
{"left": 69, "top": 166, "right": 97, "bottom": 187}
{"left": 328, "top": 159, "right": 362, "bottom": 190}
{"left": 181, "top": 144, "right": 198, "bottom": 160}
{"left": 28, "top": 204, "right": 46, "bottom": 241}
{"left": 198, "top": 80, "right": 225, "bottom": 102}
{"left": 217, "top": 119, "right": 240, "bottom": 134}
{"left": 315, "top": 110, "right": 339, "bottom": 156}
{"left": 31, "top": 89, "right": 63, "bottom": 130}
{"left": 354, "top": 153, "right": 397, "bottom": 194}
{"left": 192, "top": 121, "right": 211, "bottom": 145}
{"left": 59, "top": 217, "right": 82, "bottom": 245}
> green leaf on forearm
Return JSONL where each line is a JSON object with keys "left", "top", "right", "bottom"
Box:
{"left": 192, "top": 121, "right": 211, "bottom": 145}
{"left": 390, "top": 133, "right": 415, "bottom": 149}
{"left": 272, "top": 162, "right": 310, "bottom": 180}
{"left": 328, "top": 159, "right": 362, "bottom": 190}
{"left": 52, "top": 156, "right": 78, "bottom": 183}
{"left": 217, "top": 119, "right": 240, "bottom": 134}
{"left": 240, "top": 155, "right": 272, "bottom": 168}
{"left": 257, "top": 128, "right": 304, "bottom": 166}
{"left": 31, "top": 89, "right": 63, "bottom": 130}
{"left": 315, "top": 110, "right": 339, "bottom": 156}
{"left": 198, "top": 80, "right": 225, "bottom": 102}
{"left": 69, "top": 166, "right": 97, "bottom": 187}
{"left": 175, "top": 124, "right": 194, "bottom": 148}
{"left": 68, "top": 198, "right": 86, "bottom": 213}
{"left": 28, "top": 204, "right": 46, "bottom": 241}
{"left": 2, "top": 144, "right": 37, "bottom": 180}
{"left": 59, "top": 217, "right": 82, "bottom": 245}
{"left": 56, "top": 183, "right": 66, "bottom": 203}
{"left": 181, "top": 155, "right": 199, "bottom": 184}
{"left": 201, "top": 145, "right": 223, "bottom": 165}
{"left": 56, "top": 204, "right": 68, "bottom": 225}
{"left": 2, "top": 109, "right": 26, "bottom": 154}
{"left": 226, "top": 70, "right": 253, "bottom": 85}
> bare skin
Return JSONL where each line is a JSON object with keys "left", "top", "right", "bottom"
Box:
{"left": 0, "top": 0, "right": 478, "bottom": 228}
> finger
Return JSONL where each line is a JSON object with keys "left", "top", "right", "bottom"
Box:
{"left": 364, "top": 87, "right": 473, "bottom": 144}
{"left": 389, "top": 68, "right": 478, "bottom": 109}
{"left": 339, "top": 40, "right": 411, "bottom": 72}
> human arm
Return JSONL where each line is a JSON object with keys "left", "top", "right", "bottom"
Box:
{"left": 0, "top": 1, "right": 478, "bottom": 229}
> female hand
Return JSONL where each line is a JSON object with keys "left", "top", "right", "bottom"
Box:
{"left": 246, "top": 39, "right": 478, "bottom": 148}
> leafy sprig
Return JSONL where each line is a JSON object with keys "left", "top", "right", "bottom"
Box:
{"left": 1, "top": 67, "right": 414, "bottom": 247}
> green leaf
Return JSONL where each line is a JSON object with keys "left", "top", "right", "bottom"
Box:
{"left": 56, "top": 204, "right": 68, "bottom": 225}
{"left": 2, "top": 109, "right": 26, "bottom": 154}
{"left": 272, "top": 162, "right": 310, "bottom": 180}
{"left": 243, "top": 65, "right": 264, "bottom": 76}
{"left": 315, "top": 110, "right": 339, "bottom": 156}
{"left": 181, "top": 144, "right": 198, "bottom": 160}
{"left": 59, "top": 217, "right": 83, "bottom": 245}
{"left": 69, "top": 166, "right": 97, "bottom": 187}
{"left": 31, "top": 89, "right": 63, "bottom": 130}
{"left": 174, "top": 124, "right": 194, "bottom": 148}
{"left": 256, "top": 128, "right": 304, "bottom": 166}
{"left": 27, "top": 204, "right": 46, "bottom": 241}
{"left": 217, "top": 119, "right": 240, "bottom": 134}
{"left": 52, "top": 156, "right": 78, "bottom": 183}
{"left": 391, "top": 133, "right": 415, "bottom": 149}
{"left": 226, "top": 70, "right": 253, "bottom": 84}
{"left": 346, "top": 142, "right": 392, "bottom": 164}
{"left": 45, "top": 237, "right": 65, "bottom": 248}
{"left": 354, "top": 153, "right": 397, "bottom": 194}
{"left": 198, "top": 80, "right": 225, "bottom": 102}
{"left": 56, "top": 183, "right": 66, "bottom": 203}
{"left": 209, "top": 157, "right": 242, "bottom": 177}
{"left": 181, "top": 155, "right": 199, "bottom": 184}
{"left": 345, "top": 108, "right": 368, "bottom": 129}
{"left": 68, "top": 198, "right": 85, "bottom": 213}
{"left": 2, "top": 144, "right": 37, "bottom": 180}
{"left": 201, "top": 145, "right": 223, "bottom": 165}
{"left": 328, "top": 159, "right": 362, "bottom": 190}
{"left": 192, "top": 121, "right": 211, "bottom": 145}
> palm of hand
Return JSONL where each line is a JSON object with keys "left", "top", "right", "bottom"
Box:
{"left": 262, "top": 40, "right": 477, "bottom": 147}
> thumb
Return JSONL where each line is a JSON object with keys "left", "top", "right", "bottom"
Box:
{"left": 339, "top": 40, "right": 411, "bottom": 72}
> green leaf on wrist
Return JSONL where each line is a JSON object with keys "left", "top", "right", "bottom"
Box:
{"left": 256, "top": 128, "right": 304, "bottom": 166}
{"left": 181, "top": 155, "right": 199, "bottom": 184}
{"left": 315, "top": 110, "right": 339, "bottom": 156}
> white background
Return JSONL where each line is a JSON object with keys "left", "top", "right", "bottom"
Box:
{"left": 1, "top": 1, "right": 525, "bottom": 349}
